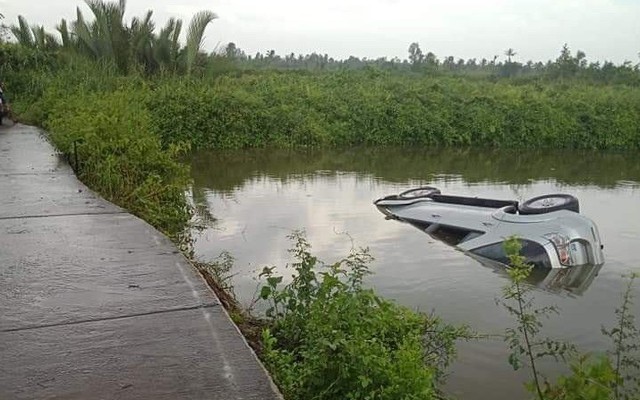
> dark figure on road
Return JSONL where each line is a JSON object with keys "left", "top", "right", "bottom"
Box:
{"left": 0, "top": 81, "right": 13, "bottom": 125}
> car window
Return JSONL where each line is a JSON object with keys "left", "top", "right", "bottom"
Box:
{"left": 471, "top": 242, "right": 510, "bottom": 264}
{"left": 521, "top": 240, "right": 553, "bottom": 268}
{"left": 428, "top": 225, "right": 480, "bottom": 246}
{"left": 471, "top": 240, "right": 552, "bottom": 268}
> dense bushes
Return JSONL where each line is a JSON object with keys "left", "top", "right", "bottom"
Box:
{"left": 45, "top": 87, "right": 190, "bottom": 237}
{"left": 148, "top": 75, "right": 331, "bottom": 149}
{"left": 258, "top": 232, "right": 465, "bottom": 399}
{"left": 147, "top": 71, "right": 640, "bottom": 150}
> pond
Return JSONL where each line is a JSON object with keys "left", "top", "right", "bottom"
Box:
{"left": 189, "top": 147, "right": 640, "bottom": 399}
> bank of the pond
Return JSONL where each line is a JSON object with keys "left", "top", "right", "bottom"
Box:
{"left": 10, "top": 68, "right": 192, "bottom": 241}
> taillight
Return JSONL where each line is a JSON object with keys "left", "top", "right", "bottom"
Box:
{"left": 544, "top": 233, "right": 571, "bottom": 266}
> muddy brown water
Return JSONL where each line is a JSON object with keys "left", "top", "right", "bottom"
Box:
{"left": 189, "top": 147, "right": 640, "bottom": 399}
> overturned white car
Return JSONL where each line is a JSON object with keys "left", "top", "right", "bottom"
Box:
{"left": 374, "top": 187, "right": 605, "bottom": 269}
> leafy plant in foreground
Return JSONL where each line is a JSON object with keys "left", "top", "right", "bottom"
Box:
{"left": 541, "top": 355, "right": 616, "bottom": 400}
{"left": 258, "top": 231, "right": 467, "bottom": 400}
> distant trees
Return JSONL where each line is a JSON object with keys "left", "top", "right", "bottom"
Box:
{"left": 500, "top": 48, "right": 520, "bottom": 77}
{"left": 210, "top": 42, "right": 638, "bottom": 85}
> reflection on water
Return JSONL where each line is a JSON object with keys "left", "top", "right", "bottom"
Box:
{"left": 189, "top": 147, "right": 640, "bottom": 400}
{"left": 472, "top": 255, "right": 603, "bottom": 296}
{"left": 191, "top": 147, "right": 640, "bottom": 193}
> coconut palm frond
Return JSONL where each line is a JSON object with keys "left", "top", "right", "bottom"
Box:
{"left": 130, "top": 10, "right": 155, "bottom": 70}
{"left": 73, "top": 7, "right": 98, "bottom": 58}
{"left": 118, "top": 0, "right": 126, "bottom": 16}
{"left": 171, "top": 19, "right": 182, "bottom": 48}
{"left": 153, "top": 18, "right": 176, "bottom": 69}
{"left": 85, "top": 0, "right": 114, "bottom": 59}
{"left": 185, "top": 10, "right": 217, "bottom": 74}
{"left": 10, "top": 15, "right": 34, "bottom": 47}
{"left": 57, "top": 19, "right": 72, "bottom": 48}
{"left": 171, "top": 19, "right": 183, "bottom": 66}
{"left": 84, "top": 0, "right": 130, "bottom": 72}
{"left": 31, "top": 25, "right": 46, "bottom": 49}
{"left": 44, "top": 32, "right": 60, "bottom": 50}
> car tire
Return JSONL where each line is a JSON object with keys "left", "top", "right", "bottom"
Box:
{"left": 519, "top": 194, "right": 580, "bottom": 214}
{"left": 399, "top": 186, "right": 441, "bottom": 199}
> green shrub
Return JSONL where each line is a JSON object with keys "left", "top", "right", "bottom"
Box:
{"left": 37, "top": 75, "right": 191, "bottom": 239}
{"left": 541, "top": 355, "right": 616, "bottom": 400}
{"left": 258, "top": 232, "right": 466, "bottom": 400}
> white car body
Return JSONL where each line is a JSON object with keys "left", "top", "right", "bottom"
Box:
{"left": 375, "top": 190, "right": 605, "bottom": 269}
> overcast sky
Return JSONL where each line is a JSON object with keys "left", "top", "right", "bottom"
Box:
{"left": 2, "top": 0, "right": 639, "bottom": 63}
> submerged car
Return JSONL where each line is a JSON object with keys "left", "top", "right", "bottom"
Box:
{"left": 374, "top": 187, "right": 605, "bottom": 269}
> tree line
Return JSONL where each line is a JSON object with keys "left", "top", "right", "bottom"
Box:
{"left": 221, "top": 42, "right": 640, "bottom": 85}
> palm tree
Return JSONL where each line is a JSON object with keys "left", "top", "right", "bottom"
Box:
{"left": 505, "top": 48, "right": 517, "bottom": 63}
{"left": 73, "top": 0, "right": 129, "bottom": 72}
{"left": 56, "top": 19, "right": 74, "bottom": 49}
{"left": 129, "top": 10, "right": 155, "bottom": 72}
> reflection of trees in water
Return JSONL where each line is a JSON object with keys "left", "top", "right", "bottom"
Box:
{"left": 190, "top": 147, "right": 640, "bottom": 194}
{"left": 188, "top": 185, "right": 219, "bottom": 230}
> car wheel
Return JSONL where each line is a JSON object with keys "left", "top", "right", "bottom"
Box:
{"left": 399, "top": 186, "right": 441, "bottom": 199}
{"left": 519, "top": 194, "right": 580, "bottom": 214}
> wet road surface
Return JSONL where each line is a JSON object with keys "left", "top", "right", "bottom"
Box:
{"left": 0, "top": 124, "right": 281, "bottom": 399}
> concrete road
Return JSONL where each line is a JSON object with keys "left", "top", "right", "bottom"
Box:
{"left": 0, "top": 124, "right": 282, "bottom": 399}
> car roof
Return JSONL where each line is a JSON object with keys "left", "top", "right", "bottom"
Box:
{"left": 386, "top": 199, "right": 496, "bottom": 233}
